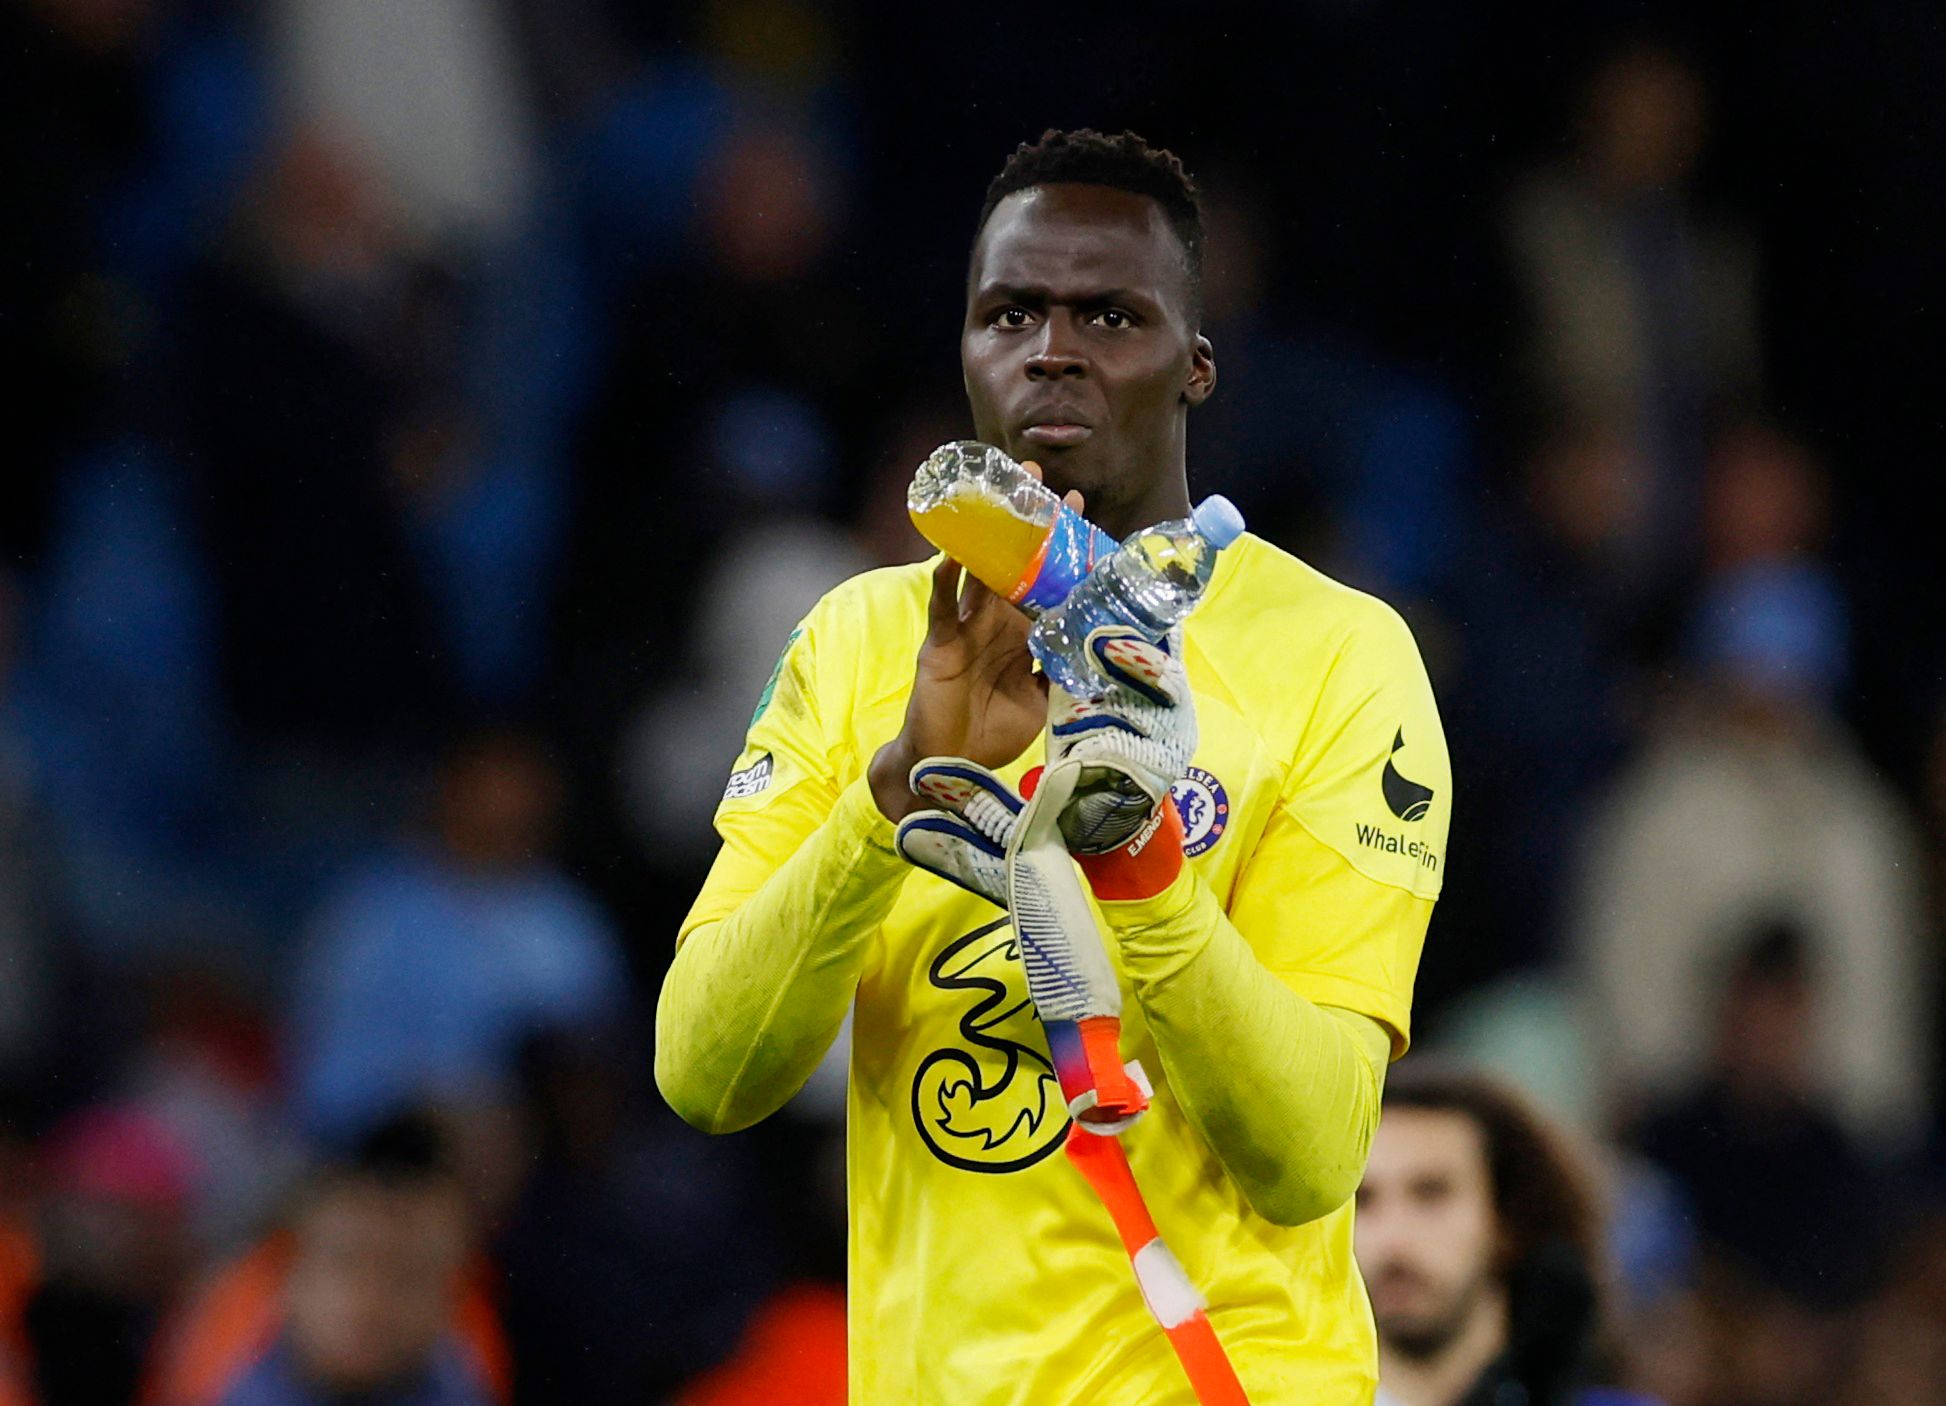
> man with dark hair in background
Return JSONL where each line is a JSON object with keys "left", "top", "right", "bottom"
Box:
{"left": 1355, "top": 1068, "right": 1653, "bottom": 1406}
{"left": 658, "top": 129, "right": 1451, "bottom": 1402}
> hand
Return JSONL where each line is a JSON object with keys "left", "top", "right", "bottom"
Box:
{"left": 870, "top": 467, "right": 1083, "bottom": 823}
{"left": 869, "top": 561, "right": 1046, "bottom": 821}
{"left": 1044, "top": 626, "right": 1196, "bottom": 854}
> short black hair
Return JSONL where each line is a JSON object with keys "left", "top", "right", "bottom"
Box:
{"left": 975, "top": 128, "right": 1204, "bottom": 314}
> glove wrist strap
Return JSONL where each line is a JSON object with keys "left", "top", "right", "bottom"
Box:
{"left": 1077, "top": 802, "right": 1185, "bottom": 900}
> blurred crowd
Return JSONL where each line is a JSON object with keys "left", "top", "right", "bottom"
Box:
{"left": 2, "top": 0, "right": 1942, "bottom": 1403}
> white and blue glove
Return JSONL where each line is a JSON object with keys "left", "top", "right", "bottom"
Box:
{"left": 893, "top": 623, "right": 1196, "bottom": 905}
{"left": 893, "top": 758, "right": 1022, "bottom": 908}
{"left": 1043, "top": 625, "right": 1197, "bottom": 855}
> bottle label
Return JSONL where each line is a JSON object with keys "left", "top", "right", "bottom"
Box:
{"left": 1013, "top": 511, "right": 1119, "bottom": 613}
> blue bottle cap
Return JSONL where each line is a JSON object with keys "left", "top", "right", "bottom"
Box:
{"left": 1192, "top": 495, "right": 1246, "bottom": 548}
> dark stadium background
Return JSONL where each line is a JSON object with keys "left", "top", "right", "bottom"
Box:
{"left": 2, "top": 1, "right": 1942, "bottom": 1402}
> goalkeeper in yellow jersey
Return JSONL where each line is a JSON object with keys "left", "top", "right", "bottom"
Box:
{"left": 656, "top": 128, "right": 1451, "bottom": 1404}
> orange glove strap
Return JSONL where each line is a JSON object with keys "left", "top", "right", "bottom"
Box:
{"left": 1077, "top": 802, "right": 1185, "bottom": 901}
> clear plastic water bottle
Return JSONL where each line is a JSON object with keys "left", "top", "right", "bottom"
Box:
{"left": 907, "top": 442, "right": 1121, "bottom": 613}
{"left": 1029, "top": 496, "right": 1246, "bottom": 700}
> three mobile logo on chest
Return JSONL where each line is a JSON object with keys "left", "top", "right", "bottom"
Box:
{"left": 908, "top": 767, "right": 1233, "bottom": 1172}
{"left": 907, "top": 731, "right": 1437, "bottom": 1170}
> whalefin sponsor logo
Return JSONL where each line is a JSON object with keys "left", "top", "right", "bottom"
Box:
{"left": 1353, "top": 820, "right": 1440, "bottom": 872}
{"left": 1381, "top": 728, "right": 1435, "bottom": 822}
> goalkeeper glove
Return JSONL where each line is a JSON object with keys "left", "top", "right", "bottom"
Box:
{"left": 892, "top": 758, "right": 1023, "bottom": 908}
{"left": 1037, "top": 625, "right": 1196, "bottom": 899}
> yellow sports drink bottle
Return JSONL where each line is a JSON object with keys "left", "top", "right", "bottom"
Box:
{"left": 907, "top": 441, "right": 1120, "bottom": 613}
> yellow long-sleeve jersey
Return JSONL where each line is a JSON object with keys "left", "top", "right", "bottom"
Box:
{"left": 658, "top": 534, "right": 1451, "bottom": 1404}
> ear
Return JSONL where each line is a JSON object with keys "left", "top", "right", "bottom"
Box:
{"left": 1183, "top": 335, "right": 1216, "bottom": 408}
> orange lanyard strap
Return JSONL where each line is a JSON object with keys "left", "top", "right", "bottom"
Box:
{"left": 1064, "top": 1123, "right": 1251, "bottom": 1406}
{"left": 1048, "top": 1016, "right": 1250, "bottom": 1405}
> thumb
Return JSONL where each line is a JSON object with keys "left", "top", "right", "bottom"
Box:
{"left": 1084, "top": 627, "right": 1181, "bottom": 707}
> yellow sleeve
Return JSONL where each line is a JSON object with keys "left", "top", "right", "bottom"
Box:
{"left": 1230, "top": 597, "right": 1450, "bottom": 1054}
{"left": 1094, "top": 600, "right": 1449, "bottom": 1224}
{"left": 1104, "top": 869, "right": 1391, "bottom": 1227}
{"left": 654, "top": 607, "right": 910, "bottom": 1134}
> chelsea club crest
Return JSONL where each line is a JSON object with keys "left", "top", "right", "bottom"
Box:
{"left": 1170, "top": 766, "right": 1229, "bottom": 857}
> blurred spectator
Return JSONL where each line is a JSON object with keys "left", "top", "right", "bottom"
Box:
{"left": 495, "top": 1030, "right": 775, "bottom": 1403}
{"left": 259, "top": 4, "right": 585, "bottom": 721}
{"left": 2, "top": 0, "right": 267, "bottom": 566}
{"left": 1632, "top": 922, "right": 1889, "bottom": 1406}
{"left": 3, "top": 445, "right": 241, "bottom": 954}
{"left": 1700, "top": 421, "right": 1829, "bottom": 573}
{"left": 268, "top": 0, "right": 539, "bottom": 252}
{"left": 1571, "top": 554, "right": 1930, "bottom": 1147}
{"left": 23, "top": 1106, "right": 198, "bottom": 1406}
{"left": 121, "top": 963, "right": 302, "bottom": 1255}
{"left": 1506, "top": 40, "right": 1761, "bottom": 583}
{"left": 1438, "top": 420, "right": 1649, "bottom": 980}
{"left": 1192, "top": 176, "right": 1473, "bottom": 601}
{"left": 1355, "top": 1066, "right": 1650, "bottom": 1406}
{"left": 145, "top": 1115, "right": 506, "bottom": 1406}
{"left": 287, "top": 731, "right": 627, "bottom": 1145}
{"left": 180, "top": 130, "right": 460, "bottom": 756}
{"left": 618, "top": 391, "right": 867, "bottom": 870}
{"left": 561, "top": 111, "right": 866, "bottom": 733}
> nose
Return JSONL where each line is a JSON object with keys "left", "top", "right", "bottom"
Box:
{"left": 1025, "top": 311, "right": 1087, "bottom": 379}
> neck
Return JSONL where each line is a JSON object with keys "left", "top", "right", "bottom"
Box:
{"left": 1095, "top": 432, "right": 1192, "bottom": 538}
{"left": 1379, "top": 1286, "right": 1509, "bottom": 1406}
{"left": 1098, "top": 480, "right": 1191, "bottom": 539}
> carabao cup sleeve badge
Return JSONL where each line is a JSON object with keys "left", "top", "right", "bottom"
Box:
{"left": 1169, "top": 767, "right": 1229, "bottom": 857}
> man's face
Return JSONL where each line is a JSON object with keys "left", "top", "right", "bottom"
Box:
{"left": 286, "top": 1181, "right": 471, "bottom": 1392}
{"left": 1354, "top": 1108, "right": 1502, "bottom": 1360}
{"left": 962, "top": 184, "right": 1212, "bottom": 526}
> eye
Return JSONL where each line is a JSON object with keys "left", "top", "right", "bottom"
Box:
{"left": 992, "top": 306, "right": 1035, "bottom": 329}
{"left": 1092, "top": 308, "right": 1136, "bottom": 329}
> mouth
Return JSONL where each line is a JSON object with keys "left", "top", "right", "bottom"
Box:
{"left": 1020, "top": 423, "right": 1093, "bottom": 448}
{"left": 1367, "top": 1271, "right": 1434, "bottom": 1311}
{"left": 1017, "top": 408, "right": 1096, "bottom": 448}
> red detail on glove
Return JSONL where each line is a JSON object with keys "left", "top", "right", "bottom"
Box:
{"left": 1020, "top": 765, "right": 1044, "bottom": 799}
{"left": 1077, "top": 802, "right": 1185, "bottom": 901}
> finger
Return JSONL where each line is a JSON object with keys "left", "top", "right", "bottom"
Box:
{"left": 958, "top": 569, "right": 985, "bottom": 622}
{"left": 972, "top": 590, "right": 1034, "bottom": 653}
{"left": 1021, "top": 459, "right": 1043, "bottom": 482}
{"left": 928, "top": 557, "right": 963, "bottom": 637}
{"left": 1086, "top": 629, "right": 1180, "bottom": 707}
{"left": 1063, "top": 488, "right": 1086, "bottom": 514}
{"left": 910, "top": 758, "right": 1023, "bottom": 817}
{"left": 959, "top": 572, "right": 1017, "bottom": 628}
